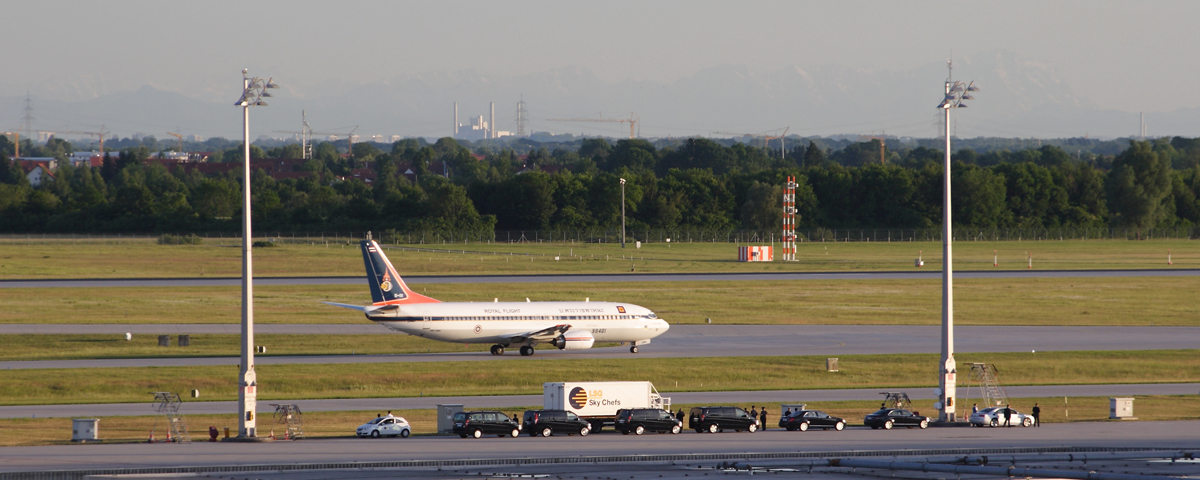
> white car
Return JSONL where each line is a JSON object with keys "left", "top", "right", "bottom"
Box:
{"left": 969, "top": 406, "right": 1033, "bottom": 427}
{"left": 356, "top": 414, "right": 412, "bottom": 438}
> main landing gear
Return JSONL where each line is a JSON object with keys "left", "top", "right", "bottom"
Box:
{"left": 630, "top": 346, "right": 639, "bottom": 353}
{"left": 491, "top": 344, "right": 535, "bottom": 356}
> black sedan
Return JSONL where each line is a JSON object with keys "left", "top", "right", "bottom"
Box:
{"left": 863, "top": 408, "right": 930, "bottom": 430}
{"left": 778, "top": 410, "right": 846, "bottom": 431}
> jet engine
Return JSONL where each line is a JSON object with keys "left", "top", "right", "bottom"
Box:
{"left": 551, "top": 330, "right": 595, "bottom": 350}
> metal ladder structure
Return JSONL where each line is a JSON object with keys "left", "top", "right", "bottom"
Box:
{"left": 271, "top": 404, "right": 305, "bottom": 439}
{"left": 879, "top": 392, "right": 912, "bottom": 410}
{"left": 150, "top": 392, "right": 190, "bottom": 443}
{"left": 649, "top": 384, "right": 672, "bottom": 413}
{"left": 964, "top": 363, "right": 1009, "bottom": 408}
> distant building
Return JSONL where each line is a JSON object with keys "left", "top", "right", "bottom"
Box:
{"left": 455, "top": 116, "right": 490, "bottom": 141}
{"left": 16, "top": 160, "right": 55, "bottom": 186}
{"left": 68, "top": 152, "right": 103, "bottom": 168}
{"left": 152, "top": 151, "right": 190, "bottom": 161}
{"left": 13, "top": 157, "right": 58, "bottom": 170}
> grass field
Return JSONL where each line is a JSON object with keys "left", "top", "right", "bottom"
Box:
{"left": 3, "top": 276, "right": 1197, "bottom": 326}
{"left": 0, "top": 334, "right": 495, "bottom": 361}
{"left": 0, "top": 238, "right": 1196, "bottom": 279}
{"left": 3, "top": 395, "right": 1197, "bottom": 447}
{"left": 1, "top": 350, "right": 1196, "bottom": 406}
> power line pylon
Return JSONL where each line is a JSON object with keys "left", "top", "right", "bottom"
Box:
{"left": 22, "top": 93, "right": 34, "bottom": 142}
{"left": 516, "top": 96, "right": 529, "bottom": 137}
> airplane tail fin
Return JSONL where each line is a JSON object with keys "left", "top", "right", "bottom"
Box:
{"left": 360, "top": 240, "right": 440, "bottom": 305}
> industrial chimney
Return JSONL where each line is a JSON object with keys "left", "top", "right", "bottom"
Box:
{"left": 489, "top": 102, "right": 495, "bottom": 139}
{"left": 454, "top": 102, "right": 459, "bottom": 136}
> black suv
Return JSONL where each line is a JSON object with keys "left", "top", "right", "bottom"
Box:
{"left": 615, "top": 408, "right": 682, "bottom": 435}
{"left": 688, "top": 406, "right": 758, "bottom": 433}
{"left": 522, "top": 409, "right": 591, "bottom": 437}
{"left": 452, "top": 411, "right": 521, "bottom": 439}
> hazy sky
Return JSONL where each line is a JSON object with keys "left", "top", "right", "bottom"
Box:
{"left": 5, "top": 1, "right": 1198, "bottom": 137}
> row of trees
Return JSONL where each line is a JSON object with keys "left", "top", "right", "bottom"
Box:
{"left": 1, "top": 134, "right": 1199, "bottom": 236}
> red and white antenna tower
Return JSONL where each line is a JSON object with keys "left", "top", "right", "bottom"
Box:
{"left": 782, "top": 176, "right": 797, "bottom": 261}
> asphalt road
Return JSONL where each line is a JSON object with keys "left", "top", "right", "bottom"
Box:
{"left": 2, "top": 325, "right": 1196, "bottom": 370}
{"left": 4, "top": 383, "right": 1196, "bottom": 419}
{"left": 3, "top": 268, "right": 1199, "bottom": 288}
{"left": 1, "top": 421, "right": 1197, "bottom": 474}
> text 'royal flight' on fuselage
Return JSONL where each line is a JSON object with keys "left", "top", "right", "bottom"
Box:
{"left": 325, "top": 239, "right": 670, "bottom": 356}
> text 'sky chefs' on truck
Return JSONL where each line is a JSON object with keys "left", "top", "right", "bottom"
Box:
{"left": 543, "top": 381, "right": 671, "bottom": 431}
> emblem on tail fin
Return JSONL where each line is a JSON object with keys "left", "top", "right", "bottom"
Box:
{"left": 360, "top": 239, "right": 440, "bottom": 305}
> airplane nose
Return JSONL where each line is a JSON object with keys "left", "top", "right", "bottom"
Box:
{"left": 658, "top": 320, "right": 670, "bottom": 331}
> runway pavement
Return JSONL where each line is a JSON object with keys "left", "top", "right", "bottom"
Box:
{"left": 1, "top": 325, "right": 1196, "bottom": 370}
{"left": 3, "top": 383, "right": 1197, "bottom": 419}
{"left": 3, "top": 268, "right": 1198, "bottom": 288}
{"left": 1, "top": 421, "right": 1197, "bottom": 474}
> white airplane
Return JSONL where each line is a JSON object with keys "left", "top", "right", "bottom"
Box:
{"left": 326, "top": 239, "right": 670, "bottom": 356}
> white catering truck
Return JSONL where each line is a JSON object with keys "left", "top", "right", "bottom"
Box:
{"left": 543, "top": 381, "right": 671, "bottom": 431}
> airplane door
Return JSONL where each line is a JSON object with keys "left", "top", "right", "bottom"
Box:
{"left": 422, "top": 316, "right": 431, "bottom": 331}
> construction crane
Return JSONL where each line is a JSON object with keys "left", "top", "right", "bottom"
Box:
{"left": 548, "top": 112, "right": 639, "bottom": 139}
{"left": 713, "top": 127, "right": 790, "bottom": 158}
{"left": 50, "top": 126, "right": 110, "bottom": 156}
{"left": 1, "top": 132, "right": 20, "bottom": 157}
{"left": 166, "top": 132, "right": 184, "bottom": 155}
{"left": 274, "top": 111, "right": 358, "bottom": 159}
{"left": 858, "top": 135, "right": 887, "bottom": 164}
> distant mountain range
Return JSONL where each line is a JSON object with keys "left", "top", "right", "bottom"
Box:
{"left": 3, "top": 51, "right": 1197, "bottom": 143}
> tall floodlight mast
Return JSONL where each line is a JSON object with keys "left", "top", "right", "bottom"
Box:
{"left": 934, "top": 60, "right": 978, "bottom": 423}
{"left": 619, "top": 178, "right": 627, "bottom": 248}
{"left": 233, "top": 69, "right": 278, "bottom": 439}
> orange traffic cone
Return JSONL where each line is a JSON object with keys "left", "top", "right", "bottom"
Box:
{"left": 165, "top": 431, "right": 172, "bottom": 443}
{"left": 270, "top": 430, "right": 275, "bottom": 440}
{"left": 148, "top": 430, "right": 154, "bottom": 443}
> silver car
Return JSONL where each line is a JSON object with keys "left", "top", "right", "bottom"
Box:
{"left": 968, "top": 406, "right": 1033, "bottom": 427}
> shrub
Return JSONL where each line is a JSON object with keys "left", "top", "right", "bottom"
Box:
{"left": 157, "top": 234, "right": 203, "bottom": 245}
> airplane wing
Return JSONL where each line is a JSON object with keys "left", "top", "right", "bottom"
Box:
{"left": 500, "top": 324, "right": 571, "bottom": 344}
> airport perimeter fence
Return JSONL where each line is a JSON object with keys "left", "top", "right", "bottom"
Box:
{"left": 0, "top": 226, "right": 1197, "bottom": 246}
